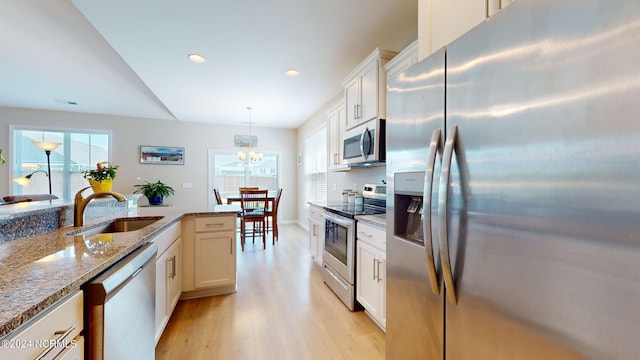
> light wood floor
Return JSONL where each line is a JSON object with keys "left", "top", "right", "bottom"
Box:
{"left": 155, "top": 224, "right": 385, "bottom": 360}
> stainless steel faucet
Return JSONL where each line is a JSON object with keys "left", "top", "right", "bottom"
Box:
{"left": 74, "top": 186, "right": 127, "bottom": 227}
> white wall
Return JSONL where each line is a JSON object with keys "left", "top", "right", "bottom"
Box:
{"left": 0, "top": 107, "right": 298, "bottom": 224}
{"left": 296, "top": 94, "right": 386, "bottom": 228}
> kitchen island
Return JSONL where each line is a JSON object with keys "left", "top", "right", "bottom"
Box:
{"left": 0, "top": 202, "right": 239, "bottom": 339}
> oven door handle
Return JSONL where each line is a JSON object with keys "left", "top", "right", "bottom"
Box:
{"left": 324, "top": 213, "right": 353, "bottom": 228}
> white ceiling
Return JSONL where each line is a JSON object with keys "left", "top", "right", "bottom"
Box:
{"left": 0, "top": 0, "right": 417, "bottom": 129}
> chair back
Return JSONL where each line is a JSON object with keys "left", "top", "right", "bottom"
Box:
{"left": 271, "top": 188, "right": 283, "bottom": 215}
{"left": 240, "top": 189, "right": 268, "bottom": 217}
{"left": 213, "top": 188, "right": 223, "bottom": 205}
{"left": 239, "top": 187, "right": 259, "bottom": 191}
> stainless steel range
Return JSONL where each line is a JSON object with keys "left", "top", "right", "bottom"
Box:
{"left": 322, "top": 184, "right": 385, "bottom": 311}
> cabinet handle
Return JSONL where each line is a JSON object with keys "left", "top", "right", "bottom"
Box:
{"left": 205, "top": 223, "right": 224, "bottom": 227}
{"left": 372, "top": 258, "right": 378, "bottom": 280}
{"left": 230, "top": 237, "right": 233, "bottom": 254}
{"left": 167, "top": 256, "right": 176, "bottom": 279}
{"left": 377, "top": 259, "right": 382, "bottom": 283}
{"left": 358, "top": 231, "right": 372, "bottom": 238}
{"left": 36, "top": 326, "right": 76, "bottom": 360}
{"left": 357, "top": 104, "right": 361, "bottom": 119}
{"left": 312, "top": 224, "right": 317, "bottom": 236}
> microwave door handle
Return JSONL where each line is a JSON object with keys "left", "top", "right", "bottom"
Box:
{"left": 359, "top": 129, "right": 367, "bottom": 160}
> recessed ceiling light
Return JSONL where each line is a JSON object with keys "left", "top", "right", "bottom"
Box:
{"left": 188, "top": 53, "right": 206, "bottom": 63}
{"left": 285, "top": 69, "right": 299, "bottom": 77}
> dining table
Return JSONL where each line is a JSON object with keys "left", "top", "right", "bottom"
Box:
{"left": 225, "top": 191, "right": 277, "bottom": 209}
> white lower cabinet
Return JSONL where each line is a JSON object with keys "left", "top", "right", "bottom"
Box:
{"left": 194, "top": 230, "right": 235, "bottom": 288}
{"left": 152, "top": 221, "right": 182, "bottom": 344}
{"left": 181, "top": 214, "right": 237, "bottom": 298}
{"left": 0, "top": 291, "right": 84, "bottom": 359}
{"left": 356, "top": 222, "right": 386, "bottom": 331}
{"left": 308, "top": 205, "right": 324, "bottom": 266}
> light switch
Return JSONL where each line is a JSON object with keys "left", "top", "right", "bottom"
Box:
{"left": 182, "top": 182, "right": 193, "bottom": 188}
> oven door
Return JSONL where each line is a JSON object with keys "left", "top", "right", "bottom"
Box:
{"left": 323, "top": 211, "right": 355, "bottom": 284}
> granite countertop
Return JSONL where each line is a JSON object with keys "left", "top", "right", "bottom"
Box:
{"left": 356, "top": 213, "right": 387, "bottom": 229}
{"left": 0, "top": 203, "right": 240, "bottom": 338}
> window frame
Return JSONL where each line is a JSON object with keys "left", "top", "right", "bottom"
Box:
{"left": 303, "top": 125, "right": 327, "bottom": 206}
{"left": 10, "top": 124, "right": 113, "bottom": 200}
{"left": 207, "top": 148, "right": 281, "bottom": 206}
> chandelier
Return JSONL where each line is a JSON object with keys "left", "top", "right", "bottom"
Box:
{"left": 237, "top": 106, "right": 263, "bottom": 165}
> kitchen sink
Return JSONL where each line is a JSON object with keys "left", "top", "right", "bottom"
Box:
{"left": 67, "top": 216, "right": 164, "bottom": 236}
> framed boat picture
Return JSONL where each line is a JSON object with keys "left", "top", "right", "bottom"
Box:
{"left": 140, "top": 146, "right": 185, "bottom": 165}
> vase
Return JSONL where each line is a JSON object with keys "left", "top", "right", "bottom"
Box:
{"left": 148, "top": 195, "right": 164, "bottom": 206}
{"left": 88, "top": 179, "right": 113, "bottom": 193}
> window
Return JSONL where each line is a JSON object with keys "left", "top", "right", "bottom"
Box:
{"left": 210, "top": 150, "right": 279, "bottom": 203}
{"left": 304, "top": 127, "right": 327, "bottom": 204}
{"left": 12, "top": 127, "right": 111, "bottom": 199}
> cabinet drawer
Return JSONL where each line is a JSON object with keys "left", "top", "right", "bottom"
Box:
{"left": 309, "top": 205, "right": 324, "bottom": 221}
{"left": 1, "top": 291, "right": 83, "bottom": 359}
{"left": 357, "top": 222, "right": 386, "bottom": 251}
{"left": 152, "top": 221, "right": 181, "bottom": 255}
{"left": 195, "top": 215, "right": 235, "bottom": 232}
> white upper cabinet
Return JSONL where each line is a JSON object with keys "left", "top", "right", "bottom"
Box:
{"left": 343, "top": 48, "right": 397, "bottom": 130}
{"left": 384, "top": 40, "right": 419, "bottom": 82}
{"left": 327, "top": 99, "right": 349, "bottom": 171}
{"left": 431, "top": 0, "right": 487, "bottom": 52}
{"left": 488, "top": 0, "right": 516, "bottom": 17}
{"left": 419, "top": 0, "right": 517, "bottom": 59}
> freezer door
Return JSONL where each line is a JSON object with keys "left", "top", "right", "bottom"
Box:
{"left": 386, "top": 48, "right": 446, "bottom": 360}
{"left": 443, "top": 0, "right": 640, "bottom": 358}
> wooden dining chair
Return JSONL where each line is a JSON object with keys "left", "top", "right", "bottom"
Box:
{"left": 239, "top": 189, "right": 269, "bottom": 250}
{"left": 239, "top": 187, "right": 259, "bottom": 191}
{"left": 266, "top": 188, "right": 283, "bottom": 242}
{"left": 213, "top": 188, "right": 223, "bottom": 205}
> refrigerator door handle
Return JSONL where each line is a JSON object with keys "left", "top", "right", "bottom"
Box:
{"left": 423, "top": 128, "right": 442, "bottom": 295}
{"left": 438, "top": 124, "right": 458, "bottom": 305}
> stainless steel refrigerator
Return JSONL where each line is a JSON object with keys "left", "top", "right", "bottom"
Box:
{"left": 386, "top": 0, "right": 640, "bottom": 358}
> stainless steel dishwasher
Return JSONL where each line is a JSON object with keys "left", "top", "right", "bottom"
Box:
{"left": 85, "top": 242, "right": 157, "bottom": 360}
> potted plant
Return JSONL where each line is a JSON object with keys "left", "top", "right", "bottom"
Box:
{"left": 133, "top": 180, "right": 175, "bottom": 205}
{"left": 82, "top": 162, "right": 119, "bottom": 192}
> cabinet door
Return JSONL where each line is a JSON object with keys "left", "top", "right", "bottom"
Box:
{"left": 431, "top": 0, "right": 486, "bottom": 50}
{"left": 344, "top": 76, "right": 360, "bottom": 129}
{"left": 356, "top": 240, "right": 381, "bottom": 319}
{"left": 309, "top": 219, "right": 319, "bottom": 258}
{"left": 0, "top": 291, "right": 83, "bottom": 359}
{"left": 194, "top": 231, "right": 235, "bottom": 288}
{"left": 328, "top": 108, "right": 341, "bottom": 167}
{"left": 155, "top": 249, "right": 169, "bottom": 343}
{"left": 359, "top": 59, "right": 379, "bottom": 123}
{"left": 378, "top": 251, "right": 386, "bottom": 330}
{"left": 308, "top": 218, "right": 323, "bottom": 266}
{"left": 166, "top": 238, "right": 182, "bottom": 313}
{"left": 328, "top": 103, "right": 349, "bottom": 170}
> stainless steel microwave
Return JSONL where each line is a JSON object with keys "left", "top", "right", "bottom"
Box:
{"left": 343, "top": 118, "right": 385, "bottom": 166}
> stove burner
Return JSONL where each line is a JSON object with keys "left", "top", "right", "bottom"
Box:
{"left": 323, "top": 204, "right": 386, "bottom": 219}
